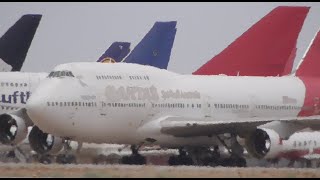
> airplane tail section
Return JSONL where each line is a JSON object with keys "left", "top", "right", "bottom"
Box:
{"left": 193, "top": 6, "right": 309, "bottom": 76}
{"left": 0, "top": 14, "right": 42, "bottom": 71}
{"left": 282, "top": 46, "right": 297, "bottom": 76}
{"left": 296, "top": 30, "right": 320, "bottom": 77}
{"left": 97, "top": 42, "right": 131, "bottom": 63}
{"left": 124, "top": 21, "right": 177, "bottom": 69}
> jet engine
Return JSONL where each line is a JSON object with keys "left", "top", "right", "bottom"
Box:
{"left": 28, "top": 126, "right": 63, "bottom": 155}
{"left": 245, "top": 128, "right": 283, "bottom": 159}
{"left": 0, "top": 114, "right": 28, "bottom": 145}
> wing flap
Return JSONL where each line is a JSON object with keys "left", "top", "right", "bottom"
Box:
{"left": 159, "top": 115, "right": 320, "bottom": 137}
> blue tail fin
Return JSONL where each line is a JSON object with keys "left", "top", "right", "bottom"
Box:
{"left": 97, "top": 42, "right": 131, "bottom": 63}
{"left": 0, "top": 14, "right": 42, "bottom": 71}
{"left": 124, "top": 21, "right": 177, "bottom": 69}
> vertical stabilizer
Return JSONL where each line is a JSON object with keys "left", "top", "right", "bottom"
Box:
{"left": 193, "top": 6, "right": 309, "bottom": 76}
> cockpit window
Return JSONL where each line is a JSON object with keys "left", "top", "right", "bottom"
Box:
{"left": 48, "top": 71, "right": 54, "bottom": 77}
{"left": 47, "top": 70, "right": 75, "bottom": 78}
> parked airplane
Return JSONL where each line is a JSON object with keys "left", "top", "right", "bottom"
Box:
{"left": 97, "top": 42, "right": 130, "bottom": 63}
{"left": 123, "top": 21, "right": 177, "bottom": 69}
{"left": 0, "top": 41, "right": 131, "bottom": 162}
{"left": 24, "top": 25, "right": 320, "bottom": 166}
{"left": 0, "top": 14, "right": 42, "bottom": 72}
{"left": 253, "top": 131, "right": 320, "bottom": 168}
{"left": 0, "top": 21, "right": 177, "bottom": 163}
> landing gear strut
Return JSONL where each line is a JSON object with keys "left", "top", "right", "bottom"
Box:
{"left": 168, "top": 148, "right": 194, "bottom": 166}
{"left": 56, "top": 139, "right": 77, "bottom": 164}
{"left": 216, "top": 134, "right": 247, "bottom": 167}
{"left": 121, "top": 145, "right": 146, "bottom": 165}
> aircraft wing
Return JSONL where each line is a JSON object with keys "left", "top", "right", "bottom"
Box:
{"left": 158, "top": 115, "right": 320, "bottom": 138}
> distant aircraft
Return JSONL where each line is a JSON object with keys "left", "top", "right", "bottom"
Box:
{"left": 97, "top": 42, "right": 131, "bottom": 63}
{"left": 0, "top": 14, "right": 42, "bottom": 72}
{"left": 193, "top": 6, "right": 309, "bottom": 76}
{"left": 98, "top": 21, "right": 177, "bottom": 70}
{"left": 254, "top": 131, "right": 320, "bottom": 168}
{"left": 123, "top": 21, "right": 177, "bottom": 69}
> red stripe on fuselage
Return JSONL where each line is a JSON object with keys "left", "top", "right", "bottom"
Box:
{"left": 279, "top": 147, "right": 320, "bottom": 160}
{"left": 279, "top": 149, "right": 309, "bottom": 160}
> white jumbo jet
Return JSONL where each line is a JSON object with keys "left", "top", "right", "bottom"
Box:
{"left": 0, "top": 21, "right": 178, "bottom": 164}
{"left": 0, "top": 6, "right": 312, "bottom": 166}
{"left": 25, "top": 29, "right": 320, "bottom": 166}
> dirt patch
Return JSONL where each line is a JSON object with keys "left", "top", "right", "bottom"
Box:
{"left": 0, "top": 163, "right": 320, "bottom": 178}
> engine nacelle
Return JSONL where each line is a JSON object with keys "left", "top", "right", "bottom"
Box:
{"left": 245, "top": 128, "right": 283, "bottom": 159}
{"left": 0, "top": 114, "right": 28, "bottom": 145}
{"left": 28, "top": 126, "right": 63, "bottom": 155}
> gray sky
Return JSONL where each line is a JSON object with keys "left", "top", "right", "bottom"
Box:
{"left": 0, "top": 2, "right": 320, "bottom": 74}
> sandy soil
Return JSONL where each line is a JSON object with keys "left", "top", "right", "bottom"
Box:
{"left": 0, "top": 163, "right": 319, "bottom": 178}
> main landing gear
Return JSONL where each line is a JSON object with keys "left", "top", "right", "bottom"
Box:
{"left": 168, "top": 146, "right": 223, "bottom": 167}
{"left": 55, "top": 140, "right": 77, "bottom": 164}
{"left": 216, "top": 134, "right": 247, "bottom": 167}
{"left": 121, "top": 145, "right": 146, "bottom": 165}
{"left": 167, "top": 134, "right": 247, "bottom": 167}
{"left": 168, "top": 148, "right": 194, "bottom": 166}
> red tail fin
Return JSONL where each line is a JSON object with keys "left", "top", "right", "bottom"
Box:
{"left": 193, "top": 6, "right": 309, "bottom": 76}
{"left": 296, "top": 31, "right": 320, "bottom": 77}
{"left": 282, "top": 46, "right": 297, "bottom": 76}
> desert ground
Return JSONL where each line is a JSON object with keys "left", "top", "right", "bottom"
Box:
{"left": 0, "top": 163, "right": 320, "bottom": 178}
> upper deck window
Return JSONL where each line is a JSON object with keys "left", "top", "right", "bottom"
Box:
{"left": 47, "top": 70, "right": 75, "bottom": 78}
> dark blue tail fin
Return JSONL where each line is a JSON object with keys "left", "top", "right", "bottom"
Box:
{"left": 0, "top": 14, "right": 42, "bottom": 71}
{"left": 124, "top": 21, "right": 177, "bottom": 69}
{"left": 97, "top": 42, "right": 131, "bottom": 63}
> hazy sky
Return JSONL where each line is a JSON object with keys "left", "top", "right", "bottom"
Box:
{"left": 0, "top": 2, "right": 320, "bottom": 74}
